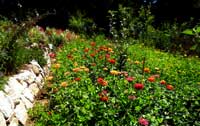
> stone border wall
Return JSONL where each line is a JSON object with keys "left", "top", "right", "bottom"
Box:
{"left": 0, "top": 48, "right": 51, "bottom": 126}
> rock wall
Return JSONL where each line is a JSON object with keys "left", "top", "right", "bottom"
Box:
{"left": 0, "top": 49, "right": 51, "bottom": 126}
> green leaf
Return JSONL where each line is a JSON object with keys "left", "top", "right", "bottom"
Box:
{"left": 182, "top": 29, "right": 194, "bottom": 35}
{"left": 196, "top": 26, "right": 200, "bottom": 33}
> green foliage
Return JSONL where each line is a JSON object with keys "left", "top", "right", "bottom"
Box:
{"left": 69, "top": 11, "right": 96, "bottom": 35}
{"left": 182, "top": 25, "right": 200, "bottom": 54}
{"left": 29, "top": 36, "right": 200, "bottom": 126}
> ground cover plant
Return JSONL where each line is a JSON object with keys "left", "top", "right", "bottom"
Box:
{"left": 29, "top": 35, "right": 200, "bottom": 126}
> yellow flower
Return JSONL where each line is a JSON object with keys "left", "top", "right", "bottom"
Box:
{"left": 110, "top": 70, "right": 120, "bottom": 75}
{"left": 60, "top": 82, "right": 68, "bottom": 87}
{"left": 144, "top": 67, "right": 150, "bottom": 73}
{"left": 73, "top": 62, "right": 78, "bottom": 67}
{"left": 84, "top": 68, "right": 89, "bottom": 72}
{"left": 46, "top": 76, "right": 53, "bottom": 81}
{"left": 134, "top": 60, "right": 140, "bottom": 64}
{"left": 103, "top": 67, "right": 108, "bottom": 71}
{"left": 53, "top": 63, "right": 61, "bottom": 69}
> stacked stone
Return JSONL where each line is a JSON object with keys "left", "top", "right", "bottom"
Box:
{"left": 0, "top": 51, "right": 51, "bottom": 126}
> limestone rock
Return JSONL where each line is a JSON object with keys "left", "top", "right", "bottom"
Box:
{"left": 8, "top": 117, "right": 19, "bottom": 126}
{"left": 32, "top": 65, "right": 40, "bottom": 76}
{"left": 0, "top": 112, "right": 6, "bottom": 126}
{"left": 20, "top": 95, "right": 33, "bottom": 109}
{"left": 28, "top": 83, "right": 40, "bottom": 96}
{"left": 0, "top": 91, "right": 14, "bottom": 118}
{"left": 23, "top": 88, "right": 34, "bottom": 102}
{"left": 14, "top": 102, "right": 28, "bottom": 125}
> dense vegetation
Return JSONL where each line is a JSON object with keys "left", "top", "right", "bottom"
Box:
{"left": 0, "top": 1, "right": 200, "bottom": 125}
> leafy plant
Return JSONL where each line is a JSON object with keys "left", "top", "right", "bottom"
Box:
{"left": 182, "top": 25, "right": 200, "bottom": 54}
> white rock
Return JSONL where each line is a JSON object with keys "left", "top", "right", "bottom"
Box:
{"left": 14, "top": 102, "right": 28, "bottom": 125}
{"left": 28, "top": 83, "right": 40, "bottom": 96}
{"left": 20, "top": 95, "right": 33, "bottom": 109}
{"left": 0, "top": 112, "right": 6, "bottom": 126}
{"left": 0, "top": 91, "right": 14, "bottom": 118}
{"left": 7, "top": 77, "right": 25, "bottom": 94}
{"left": 32, "top": 65, "right": 40, "bottom": 76}
{"left": 23, "top": 88, "right": 34, "bottom": 102}
{"left": 6, "top": 78, "right": 25, "bottom": 103}
{"left": 18, "top": 80, "right": 28, "bottom": 88}
{"left": 3, "top": 84, "right": 11, "bottom": 93}
{"left": 15, "top": 70, "right": 36, "bottom": 84}
{"left": 8, "top": 117, "right": 18, "bottom": 126}
{"left": 30, "top": 60, "right": 44, "bottom": 76}
{"left": 35, "top": 74, "right": 44, "bottom": 89}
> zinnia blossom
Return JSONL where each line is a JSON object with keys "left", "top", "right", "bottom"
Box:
{"left": 49, "top": 52, "right": 56, "bottom": 58}
{"left": 147, "top": 77, "right": 155, "bottom": 82}
{"left": 97, "top": 77, "right": 108, "bottom": 86}
{"left": 126, "top": 76, "right": 135, "bottom": 82}
{"left": 74, "top": 77, "right": 81, "bottom": 81}
{"left": 90, "top": 41, "right": 96, "bottom": 46}
{"left": 110, "top": 70, "right": 120, "bottom": 75}
{"left": 166, "top": 84, "right": 174, "bottom": 90}
{"left": 160, "top": 80, "right": 166, "bottom": 85}
{"left": 100, "top": 96, "right": 109, "bottom": 102}
{"left": 138, "top": 117, "right": 149, "bottom": 126}
{"left": 143, "top": 68, "right": 150, "bottom": 73}
{"left": 134, "top": 83, "right": 144, "bottom": 90}
{"left": 108, "top": 59, "right": 116, "bottom": 64}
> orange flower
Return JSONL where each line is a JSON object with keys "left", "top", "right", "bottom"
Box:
{"left": 160, "top": 80, "right": 166, "bottom": 85}
{"left": 97, "top": 77, "right": 108, "bottom": 86}
{"left": 90, "top": 41, "right": 96, "bottom": 46}
{"left": 144, "top": 68, "right": 150, "bottom": 73}
{"left": 100, "top": 96, "right": 109, "bottom": 102}
{"left": 148, "top": 77, "right": 155, "bottom": 82}
{"left": 84, "top": 48, "right": 90, "bottom": 53}
{"left": 90, "top": 53, "right": 96, "bottom": 57}
{"left": 73, "top": 68, "right": 81, "bottom": 72}
{"left": 166, "top": 84, "right": 174, "bottom": 90}
{"left": 60, "top": 82, "right": 68, "bottom": 87}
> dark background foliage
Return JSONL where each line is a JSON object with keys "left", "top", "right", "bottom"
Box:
{"left": 0, "top": 0, "right": 200, "bottom": 30}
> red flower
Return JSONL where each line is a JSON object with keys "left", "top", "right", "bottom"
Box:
{"left": 134, "top": 83, "right": 144, "bottom": 90}
{"left": 74, "top": 77, "right": 81, "bottom": 81}
{"left": 126, "top": 76, "right": 135, "bottom": 82}
{"left": 147, "top": 77, "right": 155, "bottom": 82}
{"left": 108, "top": 59, "right": 116, "bottom": 64}
{"left": 90, "top": 41, "right": 96, "bottom": 46}
{"left": 166, "top": 84, "right": 174, "bottom": 90}
{"left": 49, "top": 52, "right": 56, "bottom": 58}
{"left": 138, "top": 117, "right": 149, "bottom": 126}
{"left": 97, "top": 77, "right": 108, "bottom": 86}
{"left": 160, "top": 80, "right": 166, "bottom": 85}
{"left": 100, "top": 96, "right": 109, "bottom": 102}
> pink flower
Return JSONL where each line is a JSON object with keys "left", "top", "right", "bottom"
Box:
{"left": 138, "top": 117, "right": 149, "bottom": 126}
{"left": 49, "top": 52, "right": 56, "bottom": 58}
{"left": 126, "top": 76, "right": 135, "bottom": 82}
